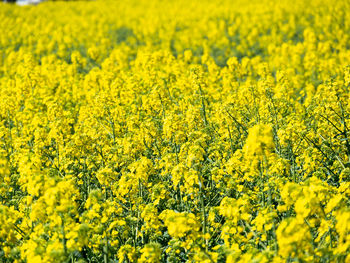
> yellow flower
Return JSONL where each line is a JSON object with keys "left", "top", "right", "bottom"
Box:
{"left": 139, "top": 243, "right": 162, "bottom": 263}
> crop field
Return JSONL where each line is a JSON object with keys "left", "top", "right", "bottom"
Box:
{"left": 0, "top": 0, "right": 350, "bottom": 262}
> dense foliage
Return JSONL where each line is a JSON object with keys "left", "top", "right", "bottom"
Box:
{"left": 0, "top": 0, "right": 350, "bottom": 262}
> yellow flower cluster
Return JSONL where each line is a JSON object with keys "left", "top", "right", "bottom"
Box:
{"left": 1, "top": 0, "right": 350, "bottom": 262}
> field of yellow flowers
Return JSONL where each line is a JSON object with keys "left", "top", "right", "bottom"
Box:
{"left": 0, "top": 0, "right": 350, "bottom": 262}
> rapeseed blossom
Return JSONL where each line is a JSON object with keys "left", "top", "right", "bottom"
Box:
{"left": 0, "top": 0, "right": 350, "bottom": 262}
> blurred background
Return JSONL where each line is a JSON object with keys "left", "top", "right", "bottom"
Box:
{"left": 3, "top": 0, "right": 42, "bottom": 4}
